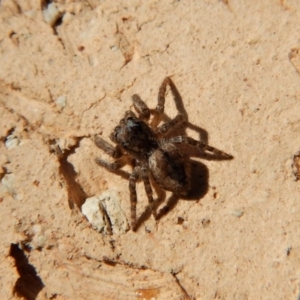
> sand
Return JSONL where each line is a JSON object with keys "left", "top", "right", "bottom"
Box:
{"left": 1, "top": 1, "right": 300, "bottom": 299}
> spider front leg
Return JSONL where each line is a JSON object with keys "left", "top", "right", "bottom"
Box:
{"left": 166, "top": 136, "right": 233, "bottom": 159}
{"left": 132, "top": 94, "right": 150, "bottom": 121}
{"left": 94, "top": 135, "right": 122, "bottom": 158}
{"left": 156, "top": 113, "right": 184, "bottom": 135}
{"left": 151, "top": 77, "right": 177, "bottom": 128}
{"left": 94, "top": 136, "right": 132, "bottom": 178}
{"left": 95, "top": 156, "right": 128, "bottom": 171}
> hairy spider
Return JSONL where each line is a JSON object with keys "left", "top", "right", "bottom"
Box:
{"left": 94, "top": 77, "right": 232, "bottom": 231}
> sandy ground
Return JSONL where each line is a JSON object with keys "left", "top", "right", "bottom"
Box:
{"left": 1, "top": 0, "right": 300, "bottom": 299}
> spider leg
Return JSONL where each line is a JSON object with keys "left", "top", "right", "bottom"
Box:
{"left": 94, "top": 135, "right": 122, "bottom": 158}
{"left": 140, "top": 166, "right": 156, "bottom": 218}
{"left": 151, "top": 77, "right": 176, "bottom": 128}
{"left": 156, "top": 113, "right": 184, "bottom": 135}
{"left": 165, "top": 136, "right": 233, "bottom": 159}
{"left": 129, "top": 166, "right": 140, "bottom": 230}
{"left": 132, "top": 94, "right": 150, "bottom": 121}
{"left": 95, "top": 156, "right": 128, "bottom": 171}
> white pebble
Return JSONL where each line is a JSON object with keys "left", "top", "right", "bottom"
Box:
{"left": 82, "top": 191, "right": 129, "bottom": 235}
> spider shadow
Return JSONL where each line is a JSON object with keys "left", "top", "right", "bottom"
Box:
{"left": 155, "top": 159, "right": 209, "bottom": 221}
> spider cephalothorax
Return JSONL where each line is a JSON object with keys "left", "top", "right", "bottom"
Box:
{"left": 95, "top": 77, "right": 232, "bottom": 231}
{"left": 110, "top": 111, "right": 158, "bottom": 159}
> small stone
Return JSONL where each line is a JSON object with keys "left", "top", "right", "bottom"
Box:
{"left": 56, "top": 95, "right": 67, "bottom": 108}
{"left": 43, "top": 3, "right": 62, "bottom": 26}
{"left": 5, "top": 134, "right": 19, "bottom": 149}
{"left": 82, "top": 190, "right": 129, "bottom": 235}
{"left": 231, "top": 210, "right": 244, "bottom": 218}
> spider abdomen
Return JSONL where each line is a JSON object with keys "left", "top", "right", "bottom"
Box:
{"left": 149, "top": 145, "right": 191, "bottom": 196}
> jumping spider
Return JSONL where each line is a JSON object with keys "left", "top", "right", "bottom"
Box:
{"left": 94, "top": 77, "right": 232, "bottom": 231}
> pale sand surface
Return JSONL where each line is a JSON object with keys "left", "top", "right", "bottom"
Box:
{"left": 1, "top": 1, "right": 300, "bottom": 299}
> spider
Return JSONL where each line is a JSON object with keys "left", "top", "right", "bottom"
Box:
{"left": 94, "top": 77, "right": 232, "bottom": 231}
